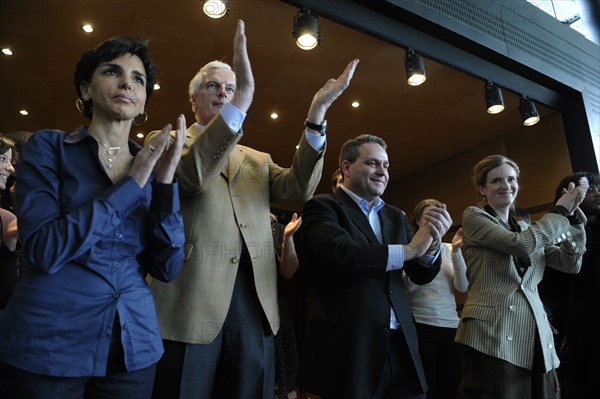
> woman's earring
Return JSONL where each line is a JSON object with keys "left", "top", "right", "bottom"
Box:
{"left": 76, "top": 98, "right": 85, "bottom": 114}
{"left": 134, "top": 112, "right": 148, "bottom": 126}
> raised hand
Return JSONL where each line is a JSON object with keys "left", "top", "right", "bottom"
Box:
{"left": 306, "top": 59, "right": 359, "bottom": 124}
{"left": 451, "top": 227, "right": 463, "bottom": 253}
{"left": 283, "top": 213, "right": 302, "bottom": 242}
{"left": 556, "top": 176, "right": 589, "bottom": 214}
{"left": 231, "top": 19, "right": 254, "bottom": 114}
{"left": 153, "top": 114, "right": 186, "bottom": 184}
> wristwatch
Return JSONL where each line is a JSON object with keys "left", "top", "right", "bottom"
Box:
{"left": 304, "top": 119, "right": 327, "bottom": 134}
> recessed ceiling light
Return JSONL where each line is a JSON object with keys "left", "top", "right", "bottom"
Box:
{"left": 19, "top": 109, "right": 29, "bottom": 116}
{"left": 82, "top": 24, "right": 94, "bottom": 33}
{"left": 153, "top": 83, "right": 161, "bottom": 90}
{"left": 136, "top": 132, "right": 145, "bottom": 138}
{"left": 270, "top": 113, "right": 278, "bottom": 119}
{"left": 2, "top": 48, "right": 13, "bottom": 56}
{"left": 351, "top": 101, "right": 360, "bottom": 108}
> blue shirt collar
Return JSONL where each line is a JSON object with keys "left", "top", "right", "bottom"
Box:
{"left": 339, "top": 185, "right": 385, "bottom": 214}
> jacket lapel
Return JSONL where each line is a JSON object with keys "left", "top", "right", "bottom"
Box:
{"left": 378, "top": 206, "right": 395, "bottom": 245}
{"left": 335, "top": 189, "right": 380, "bottom": 244}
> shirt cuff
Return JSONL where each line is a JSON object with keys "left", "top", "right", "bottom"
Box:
{"left": 418, "top": 247, "right": 441, "bottom": 266}
{"left": 150, "top": 181, "right": 180, "bottom": 213}
{"left": 304, "top": 129, "right": 326, "bottom": 152}
{"left": 220, "top": 103, "right": 246, "bottom": 133}
{"left": 386, "top": 244, "right": 404, "bottom": 271}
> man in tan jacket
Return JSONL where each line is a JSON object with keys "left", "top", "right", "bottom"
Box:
{"left": 147, "top": 20, "right": 358, "bottom": 398}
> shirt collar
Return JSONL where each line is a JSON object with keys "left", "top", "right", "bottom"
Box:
{"left": 63, "top": 125, "right": 140, "bottom": 154}
{"left": 340, "top": 185, "right": 385, "bottom": 214}
{"left": 63, "top": 125, "right": 90, "bottom": 144}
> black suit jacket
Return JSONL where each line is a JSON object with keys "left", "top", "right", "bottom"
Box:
{"left": 295, "top": 190, "right": 440, "bottom": 398}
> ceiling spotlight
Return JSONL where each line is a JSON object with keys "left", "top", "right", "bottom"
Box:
{"left": 2, "top": 48, "right": 13, "bottom": 56}
{"left": 153, "top": 83, "right": 161, "bottom": 90}
{"left": 82, "top": 24, "right": 94, "bottom": 33}
{"left": 203, "top": 0, "right": 229, "bottom": 19}
{"left": 519, "top": 96, "right": 540, "bottom": 126}
{"left": 292, "top": 10, "right": 321, "bottom": 50}
{"left": 485, "top": 81, "right": 505, "bottom": 114}
{"left": 351, "top": 101, "right": 360, "bottom": 108}
{"left": 19, "top": 109, "right": 29, "bottom": 116}
{"left": 405, "top": 49, "right": 426, "bottom": 86}
{"left": 136, "top": 132, "right": 145, "bottom": 138}
{"left": 270, "top": 113, "right": 279, "bottom": 119}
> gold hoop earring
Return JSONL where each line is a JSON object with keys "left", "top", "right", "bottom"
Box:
{"left": 76, "top": 98, "right": 85, "bottom": 114}
{"left": 76, "top": 98, "right": 92, "bottom": 117}
{"left": 134, "top": 112, "right": 148, "bottom": 126}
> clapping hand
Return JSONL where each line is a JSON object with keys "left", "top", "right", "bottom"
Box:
{"left": 153, "top": 114, "right": 186, "bottom": 184}
{"left": 451, "top": 228, "right": 463, "bottom": 253}
{"left": 556, "top": 176, "right": 589, "bottom": 215}
{"left": 129, "top": 114, "right": 186, "bottom": 187}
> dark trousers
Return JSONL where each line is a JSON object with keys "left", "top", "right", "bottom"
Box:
{"left": 0, "top": 360, "right": 156, "bottom": 399}
{"left": 152, "top": 253, "right": 275, "bottom": 399}
{"left": 371, "top": 328, "right": 426, "bottom": 399}
{"left": 415, "top": 323, "right": 463, "bottom": 399}
{"left": 461, "top": 343, "right": 560, "bottom": 399}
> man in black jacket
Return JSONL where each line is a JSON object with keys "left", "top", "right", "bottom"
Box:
{"left": 295, "top": 134, "right": 452, "bottom": 399}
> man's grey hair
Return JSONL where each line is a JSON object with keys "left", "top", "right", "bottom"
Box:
{"left": 188, "top": 60, "right": 234, "bottom": 112}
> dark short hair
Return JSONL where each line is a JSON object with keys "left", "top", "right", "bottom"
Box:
{"left": 74, "top": 36, "right": 156, "bottom": 119}
{"left": 553, "top": 171, "right": 600, "bottom": 203}
{"left": 331, "top": 168, "right": 342, "bottom": 188}
{"left": 0, "top": 133, "right": 15, "bottom": 155}
{"left": 338, "top": 134, "right": 387, "bottom": 169}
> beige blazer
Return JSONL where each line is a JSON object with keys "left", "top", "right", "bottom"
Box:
{"left": 456, "top": 206, "right": 586, "bottom": 372}
{"left": 148, "top": 115, "right": 324, "bottom": 344}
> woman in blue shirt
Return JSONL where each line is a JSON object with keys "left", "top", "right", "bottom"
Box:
{"left": 0, "top": 36, "right": 186, "bottom": 398}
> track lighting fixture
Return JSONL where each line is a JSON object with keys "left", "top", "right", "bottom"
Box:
{"left": 485, "top": 82, "right": 505, "bottom": 114}
{"left": 202, "top": 0, "right": 229, "bottom": 19}
{"left": 292, "top": 10, "right": 321, "bottom": 50}
{"left": 404, "top": 49, "right": 426, "bottom": 86}
{"left": 519, "top": 96, "right": 540, "bottom": 126}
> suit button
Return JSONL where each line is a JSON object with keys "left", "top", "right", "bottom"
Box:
{"left": 548, "top": 342, "right": 553, "bottom": 349}
{"left": 506, "top": 335, "right": 513, "bottom": 341}
{"left": 509, "top": 305, "right": 515, "bottom": 311}
{"left": 388, "top": 290, "right": 393, "bottom": 295}
{"left": 231, "top": 257, "right": 238, "bottom": 264}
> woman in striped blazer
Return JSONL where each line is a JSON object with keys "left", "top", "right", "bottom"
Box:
{"left": 456, "top": 154, "right": 588, "bottom": 399}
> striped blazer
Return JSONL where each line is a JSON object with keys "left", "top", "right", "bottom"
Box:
{"left": 456, "top": 206, "right": 586, "bottom": 372}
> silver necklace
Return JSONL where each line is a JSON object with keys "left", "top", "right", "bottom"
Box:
{"left": 98, "top": 141, "right": 123, "bottom": 170}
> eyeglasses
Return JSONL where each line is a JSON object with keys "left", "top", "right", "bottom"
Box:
{"left": 0, "top": 155, "right": 16, "bottom": 166}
